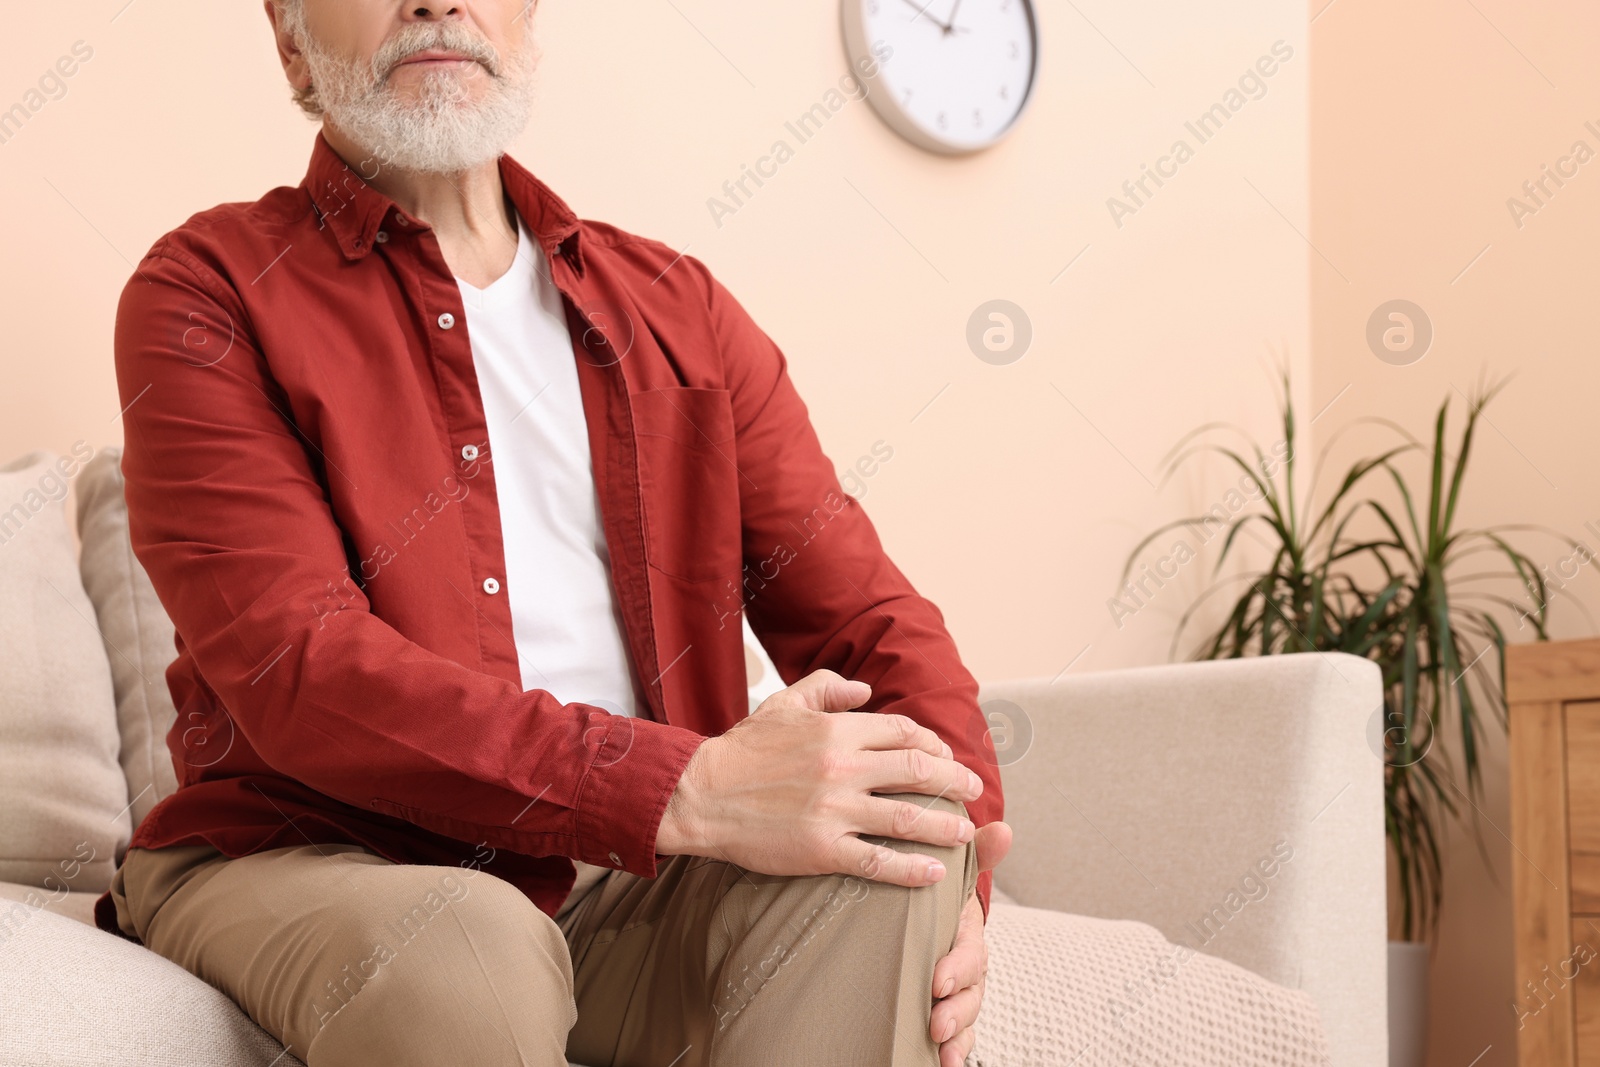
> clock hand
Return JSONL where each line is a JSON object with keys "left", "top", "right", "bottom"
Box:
{"left": 899, "top": 0, "right": 953, "bottom": 32}
{"left": 944, "top": 0, "right": 964, "bottom": 34}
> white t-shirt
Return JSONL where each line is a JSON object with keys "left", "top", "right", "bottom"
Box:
{"left": 455, "top": 211, "right": 639, "bottom": 717}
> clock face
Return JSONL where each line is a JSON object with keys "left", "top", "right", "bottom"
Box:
{"left": 842, "top": 0, "right": 1039, "bottom": 154}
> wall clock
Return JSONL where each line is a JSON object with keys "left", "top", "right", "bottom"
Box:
{"left": 841, "top": 0, "right": 1039, "bottom": 155}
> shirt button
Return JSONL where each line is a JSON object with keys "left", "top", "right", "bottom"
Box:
{"left": 482, "top": 576, "right": 500, "bottom": 594}
{"left": 460, "top": 444, "right": 479, "bottom": 461}
{"left": 438, "top": 312, "right": 456, "bottom": 330}
{"left": 375, "top": 230, "right": 389, "bottom": 244}
{"left": 608, "top": 851, "right": 622, "bottom": 867}
{"left": 397, "top": 215, "right": 411, "bottom": 227}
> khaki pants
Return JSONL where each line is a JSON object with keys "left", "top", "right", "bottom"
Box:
{"left": 108, "top": 793, "right": 977, "bottom": 1067}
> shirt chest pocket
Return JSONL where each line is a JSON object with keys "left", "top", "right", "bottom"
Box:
{"left": 630, "top": 386, "right": 742, "bottom": 583}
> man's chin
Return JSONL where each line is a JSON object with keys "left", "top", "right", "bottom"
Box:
{"left": 316, "top": 74, "right": 533, "bottom": 175}
{"left": 327, "top": 121, "right": 513, "bottom": 176}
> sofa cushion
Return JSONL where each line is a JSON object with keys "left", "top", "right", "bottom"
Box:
{"left": 0, "top": 449, "right": 129, "bottom": 893}
{"left": 74, "top": 447, "right": 179, "bottom": 836}
{"left": 0, "top": 903, "right": 306, "bottom": 1066}
{"left": 0, "top": 879, "right": 101, "bottom": 927}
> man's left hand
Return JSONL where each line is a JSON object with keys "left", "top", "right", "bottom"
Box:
{"left": 930, "top": 820, "right": 1012, "bottom": 1066}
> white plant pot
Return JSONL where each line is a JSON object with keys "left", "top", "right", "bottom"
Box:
{"left": 1388, "top": 940, "right": 1430, "bottom": 1067}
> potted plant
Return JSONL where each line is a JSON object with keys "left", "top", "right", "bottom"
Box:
{"left": 1122, "top": 374, "right": 1572, "bottom": 1066}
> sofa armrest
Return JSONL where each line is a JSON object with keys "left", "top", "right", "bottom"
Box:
{"left": 979, "top": 651, "right": 1385, "bottom": 1067}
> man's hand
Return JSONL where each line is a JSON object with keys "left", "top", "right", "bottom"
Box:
{"left": 656, "top": 669, "right": 984, "bottom": 887}
{"left": 930, "top": 820, "right": 1012, "bottom": 1065}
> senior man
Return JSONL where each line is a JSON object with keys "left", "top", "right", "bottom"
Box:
{"left": 95, "top": 2, "right": 1009, "bottom": 1065}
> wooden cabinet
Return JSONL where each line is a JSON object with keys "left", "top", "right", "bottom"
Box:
{"left": 1568, "top": 703, "right": 1600, "bottom": 917}
{"left": 1510, "top": 639, "right": 1600, "bottom": 1066}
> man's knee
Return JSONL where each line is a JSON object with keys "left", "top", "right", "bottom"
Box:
{"left": 856, "top": 791, "right": 974, "bottom": 901}
{"left": 705, "top": 794, "right": 974, "bottom": 1062}
{"left": 866, "top": 790, "right": 970, "bottom": 850}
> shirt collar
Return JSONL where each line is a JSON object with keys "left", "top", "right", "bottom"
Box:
{"left": 301, "top": 128, "right": 586, "bottom": 277}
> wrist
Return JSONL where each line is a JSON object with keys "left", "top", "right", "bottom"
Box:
{"left": 657, "top": 735, "right": 716, "bottom": 856}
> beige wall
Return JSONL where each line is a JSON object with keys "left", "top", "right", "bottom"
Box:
{"left": 1312, "top": 0, "right": 1600, "bottom": 1063}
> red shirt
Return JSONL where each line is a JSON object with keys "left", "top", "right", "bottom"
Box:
{"left": 94, "top": 130, "right": 999, "bottom": 937}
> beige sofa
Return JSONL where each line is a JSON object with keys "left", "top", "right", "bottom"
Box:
{"left": 0, "top": 446, "right": 1386, "bottom": 1066}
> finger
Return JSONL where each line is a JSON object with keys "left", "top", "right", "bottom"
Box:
{"left": 973, "top": 820, "right": 1013, "bottom": 873}
{"left": 860, "top": 748, "right": 984, "bottom": 802}
{"left": 834, "top": 836, "right": 949, "bottom": 888}
{"left": 938, "top": 1025, "right": 977, "bottom": 1067}
{"left": 931, "top": 896, "right": 986, "bottom": 999}
{"left": 843, "top": 711, "right": 953, "bottom": 760}
{"left": 930, "top": 984, "right": 983, "bottom": 1044}
{"left": 772, "top": 669, "right": 871, "bottom": 714}
{"left": 859, "top": 797, "right": 975, "bottom": 849}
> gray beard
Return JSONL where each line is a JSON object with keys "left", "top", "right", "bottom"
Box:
{"left": 301, "top": 33, "right": 538, "bottom": 175}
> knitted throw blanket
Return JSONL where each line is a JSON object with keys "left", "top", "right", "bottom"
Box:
{"left": 972, "top": 894, "right": 1330, "bottom": 1066}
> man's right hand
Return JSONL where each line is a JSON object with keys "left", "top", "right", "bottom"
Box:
{"left": 654, "top": 669, "right": 983, "bottom": 887}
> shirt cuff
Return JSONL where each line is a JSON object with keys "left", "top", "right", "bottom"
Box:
{"left": 571, "top": 710, "right": 707, "bottom": 877}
